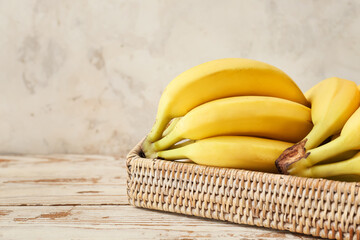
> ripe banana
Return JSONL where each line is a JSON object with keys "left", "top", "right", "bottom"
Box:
{"left": 286, "top": 104, "right": 360, "bottom": 175}
{"left": 146, "top": 58, "right": 309, "bottom": 143}
{"left": 157, "top": 136, "right": 293, "bottom": 173}
{"left": 302, "top": 77, "right": 360, "bottom": 150}
{"left": 149, "top": 96, "right": 312, "bottom": 152}
{"left": 294, "top": 152, "right": 360, "bottom": 178}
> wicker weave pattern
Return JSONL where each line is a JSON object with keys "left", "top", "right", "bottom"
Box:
{"left": 127, "top": 140, "right": 360, "bottom": 239}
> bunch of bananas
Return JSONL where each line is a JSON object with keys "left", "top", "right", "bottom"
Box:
{"left": 142, "top": 58, "right": 311, "bottom": 173}
{"left": 276, "top": 78, "right": 360, "bottom": 180}
{"left": 142, "top": 58, "right": 360, "bottom": 180}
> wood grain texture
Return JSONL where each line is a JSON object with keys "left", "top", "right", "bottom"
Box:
{"left": 0, "top": 155, "right": 127, "bottom": 205}
{"left": 0, "top": 155, "right": 320, "bottom": 239}
{"left": 0, "top": 206, "right": 317, "bottom": 240}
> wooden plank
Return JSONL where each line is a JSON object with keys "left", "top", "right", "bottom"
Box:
{"left": 0, "top": 205, "right": 317, "bottom": 240}
{"left": 0, "top": 154, "right": 320, "bottom": 239}
{"left": 0, "top": 155, "right": 129, "bottom": 205}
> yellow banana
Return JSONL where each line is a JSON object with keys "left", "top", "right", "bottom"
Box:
{"left": 157, "top": 136, "right": 293, "bottom": 173}
{"left": 147, "top": 96, "right": 312, "bottom": 153}
{"left": 286, "top": 104, "right": 360, "bottom": 175}
{"left": 302, "top": 77, "right": 360, "bottom": 150}
{"left": 146, "top": 58, "right": 309, "bottom": 143}
{"left": 295, "top": 152, "right": 360, "bottom": 179}
{"left": 275, "top": 78, "right": 360, "bottom": 174}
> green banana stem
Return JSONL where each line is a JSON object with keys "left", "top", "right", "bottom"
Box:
{"left": 147, "top": 116, "right": 171, "bottom": 143}
{"left": 305, "top": 136, "right": 350, "bottom": 166}
{"left": 304, "top": 124, "right": 330, "bottom": 150}
{"left": 153, "top": 128, "right": 183, "bottom": 151}
{"left": 288, "top": 136, "right": 351, "bottom": 174}
{"left": 314, "top": 150, "right": 358, "bottom": 165}
{"left": 158, "top": 146, "right": 188, "bottom": 160}
{"left": 297, "top": 154, "right": 360, "bottom": 178}
{"left": 141, "top": 138, "right": 157, "bottom": 159}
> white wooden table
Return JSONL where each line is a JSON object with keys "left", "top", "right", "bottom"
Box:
{"left": 0, "top": 155, "right": 319, "bottom": 239}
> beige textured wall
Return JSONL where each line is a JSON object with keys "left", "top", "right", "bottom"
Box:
{"left": 0, "top": 0, "right": 360, "bottom": 156}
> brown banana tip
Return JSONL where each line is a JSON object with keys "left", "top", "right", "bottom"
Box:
{"left": 275, "top": 139, "right": 308, "bottom": 175}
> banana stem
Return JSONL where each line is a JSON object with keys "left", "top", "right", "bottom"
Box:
{"left": 147, "top": 116, "right": 171, "bottom": 143}
{"left": 153, "top": 128, "right": 183, "bottom": 151}
{"left": 304, "top": 124, "right": 330, "bottom": 150}
{"left": 141, "top": 138, "right": 157, "bottom": 159}
{"left": 306, "top": 136, "right": 350, "bottom": 166}
{"left": 288, "top": 136, "right": 351, "bottom": 174}
{"left": 158, "top": 146, "right": 189, "bottom": 160}
{"left": 301, "top": 154, "right": 360, "bottom": 178}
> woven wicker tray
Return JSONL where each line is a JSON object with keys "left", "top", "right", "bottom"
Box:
{"left": 126, "top": 139, "right": 360, "bottom": 240}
